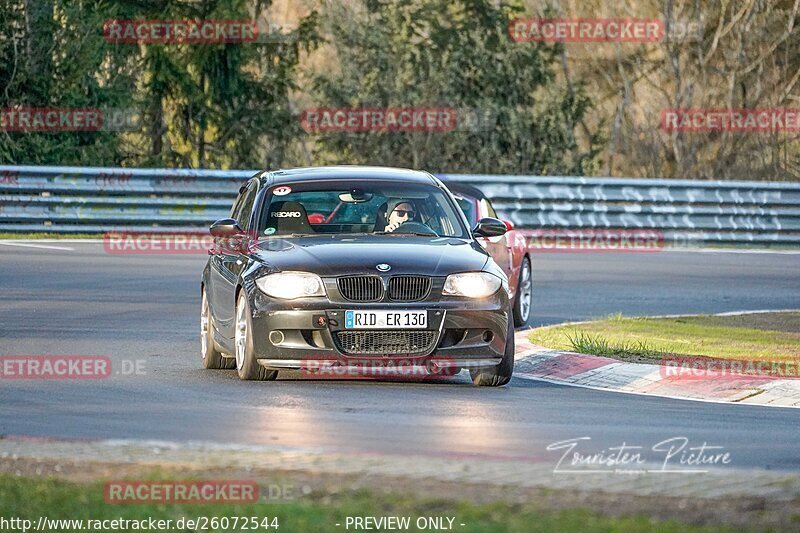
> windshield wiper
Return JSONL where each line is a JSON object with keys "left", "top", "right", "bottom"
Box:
{"left": 258, "top": 233, "right": 316, "bottom": 238}
{"left": 373, "top": 231, "right": 439, "bottom": 237}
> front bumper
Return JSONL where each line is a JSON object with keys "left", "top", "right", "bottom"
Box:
{"left": 247, "top": 285, "right": 509, "bottom": 371}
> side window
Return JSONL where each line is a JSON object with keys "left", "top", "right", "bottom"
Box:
{"left": 454, "top": 196, "right": 476, "bottom": 224}
{"left": 232, "top": 181, "right": 258, "bottom": 230}
{"left": 230, "top": 186, "right": 247, "bottom": 220}
{"left": 238, "top": 182, "right": 258, "bottom": 230}
{"left": 483, "top": 198, "right": 498, "bottom": 219}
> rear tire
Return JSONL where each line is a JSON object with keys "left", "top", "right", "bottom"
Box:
{"left": 470, "top": 319, "right": 514, "bottom": 387}
{"left": 201, "top": 287, "right": 235, "bottom": 369}
{"left": 512, "top": 255, "right": 532, "bottom": 327}
{"left": 235, "top": 291, "right": 278, "bottom": 381}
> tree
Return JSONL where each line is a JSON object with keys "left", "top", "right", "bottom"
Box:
{"left": 0, "top": 0, "right": 137, "bottom": 165}
{"left": 0, "top": 0, "right": 320, "bottom": 168}
{"left": 546, "top": 0, "right": 800, "bottom": 180}
{"left": 307, "top": 0, "right": 603, "bottom": 175}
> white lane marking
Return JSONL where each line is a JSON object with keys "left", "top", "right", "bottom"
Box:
{"left": 661, "top": 248, "right": 800, "bottom": 254}
{"left": 712, "top": 309, "right": 800, "bottom": 316}
{"left": 523, "top": 309, "right": 800, "bottom": 331}
{"left": 513, "top": 372, "right": 800, "bottom": 409}
{"left": 0, "top": 241, "right": 74, "bottom": 251}
{"left": 0, "top": 239, "right": 104, "bottom": 243}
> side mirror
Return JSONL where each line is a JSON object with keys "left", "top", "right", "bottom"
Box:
{"left": 210, "top": 218, "right": 243, "bottom": 237}
{"left": 472, "top": 217, "right": 508, "bottom": 238}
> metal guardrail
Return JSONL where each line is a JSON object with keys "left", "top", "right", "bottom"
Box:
{"left": 1, "top": 165, "right": 799, "bottom": 246}
{"left": 440, "top": 174, "right": 800, "bottom": 245}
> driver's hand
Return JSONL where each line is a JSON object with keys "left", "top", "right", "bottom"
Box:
{"left": 385, "top": 221, "right": 401, "bottom": 233}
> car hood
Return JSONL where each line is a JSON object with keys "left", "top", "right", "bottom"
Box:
{"left": 250, "top": 235, "right": 489, "bottom": 276}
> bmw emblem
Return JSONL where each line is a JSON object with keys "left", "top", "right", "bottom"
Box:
{"left": 376, "top": 263, "right": 391, "bottom": 272}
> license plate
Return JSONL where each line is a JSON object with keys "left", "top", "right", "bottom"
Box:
{"left": 345, "top": 310, "right": 427, "bottom": 329}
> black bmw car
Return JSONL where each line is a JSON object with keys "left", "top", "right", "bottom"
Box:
{"left": 201, "top": 166, "right": 515, "bottom": 386}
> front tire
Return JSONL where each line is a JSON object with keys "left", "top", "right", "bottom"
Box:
{"left": 235, "top": 290, "right": 278, "bottom": 381}
{"left": 470, "top": 319, "right": 515, "bottom": 387}
{"left": 512, "top": 255, "right": 532, "bottom": 327}
{"left": 201, "top": 287, "right": 235, "bottom": 369}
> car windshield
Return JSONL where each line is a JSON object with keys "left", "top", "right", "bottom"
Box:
{"left": 258, "top": 180, "right": 468, "bottom": 238}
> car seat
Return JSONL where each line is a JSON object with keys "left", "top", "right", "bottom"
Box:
{"left": 265, "top": 201, "right": 314, "bottom": 235}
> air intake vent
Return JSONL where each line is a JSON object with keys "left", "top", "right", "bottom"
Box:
{"left": 337, "top": 276, "right": 384, "bottom": 302}
{"left": 334, "top": 330, "right": 438, "bottom": 355}
{"left": 388, "top": 276, "right": 431, "bottom": 301}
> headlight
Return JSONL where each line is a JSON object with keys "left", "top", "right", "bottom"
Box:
{"left": 255, "top": 271, "right": 326, "bottom": 299}
{"left": 442, "top": 272, "right": 501, "bottom": 298}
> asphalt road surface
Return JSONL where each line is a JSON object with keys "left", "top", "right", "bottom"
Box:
{"left": 1, "top": 242, "right": 799, "bottom": 470}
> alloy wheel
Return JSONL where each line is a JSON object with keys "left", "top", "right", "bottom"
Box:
{"left": 518, "top": 258, "right": 532, "bottom": 322}
{"left": 235, "top": 294, "right": 247, "bottom": 371}
{"left": 201, "top": 291, "right": 209, "bottom": 358}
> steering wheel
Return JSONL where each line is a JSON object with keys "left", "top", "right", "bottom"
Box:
{"left": 392, "top": 221, "right": 437, "bottom": 235}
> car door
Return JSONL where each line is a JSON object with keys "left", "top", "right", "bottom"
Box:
{"left": 475, "top": 197, "right": 512, "bottom": 277}
{"left": 454, "top": 192, "right": 512, "bottom": 280}
{"left": 209, "top": 180, "right": 258, "bottom": 340}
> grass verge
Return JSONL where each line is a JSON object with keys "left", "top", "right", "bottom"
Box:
{"left": 0, "top": 473, "right": 727, "bottom": 533}
{"left": 528, "top": 312, "right": 800, "bottom": 362}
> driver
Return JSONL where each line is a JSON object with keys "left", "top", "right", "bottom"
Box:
{"left": 383, "top": 199, "right": 417, "bottom": 233}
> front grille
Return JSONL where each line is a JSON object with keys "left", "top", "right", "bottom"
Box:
{"left": 388, "top": 275, "right": 431, "bottom": 301}
{"left": 338, "top": 276, "right": 383, "bottom": 302}
{"left": 335, "top": 330, "right": 437, "bottom": 355}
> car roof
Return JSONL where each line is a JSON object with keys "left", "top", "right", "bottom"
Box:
{"left": 260, "top": 166, "right": 438, "bottom": 186}
{"left": 439, "top": 180, "right": 486, "bottom": 200}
